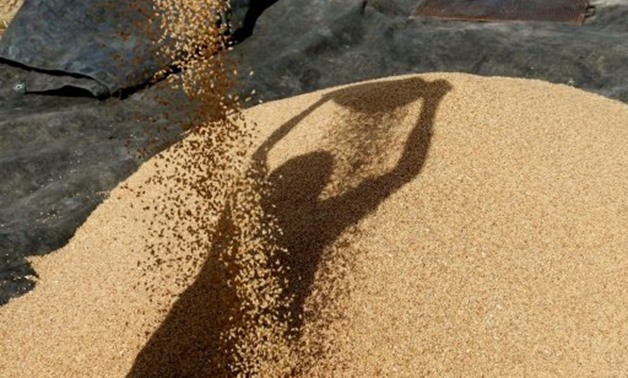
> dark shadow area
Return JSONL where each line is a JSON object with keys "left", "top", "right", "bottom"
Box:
{"left": 129, "top": 76, "right": 450, "bottom": 376}
{"left": 228, "top": 0, "right": 281, "bottom": 44}
{"left": 128, "top": 206, "right": 245, "bottom": 377}
{"left": 29, "top": 86, "right": 99, "bottom": 98}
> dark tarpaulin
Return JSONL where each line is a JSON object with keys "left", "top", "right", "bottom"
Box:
{"left": 0, "top": 0, "right": 167, "bottom": 97}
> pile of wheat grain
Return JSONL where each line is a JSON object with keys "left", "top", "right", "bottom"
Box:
{"left": 0, "top": 0, "right": 22, "bottom": 33}
{"left": 2, "top": 72, "right": 626, "bottom": 377}
{"left": 1, "top": 0, "right": 626, "bottom": 377}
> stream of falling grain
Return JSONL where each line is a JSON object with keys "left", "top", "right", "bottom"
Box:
{"left": 132, "top": 1, "right": 294, "bottom": 375}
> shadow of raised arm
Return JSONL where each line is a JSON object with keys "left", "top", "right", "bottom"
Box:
{"left": 252, "top": 96, "right": 327, "bottom": 171}
{"left": 260, "top": 76, "right": 451, "bottom": 334}
{"left": 322, "top": 78, "right": 451, "bottom": 226}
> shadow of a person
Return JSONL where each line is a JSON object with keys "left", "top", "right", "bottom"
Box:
{"left": 128, "top": 76, "right": 451, "bottom": 377}
{"left": 254, "top": 77, "right": 452, "bottom": 335}
{"left": 128, "top": 202, "right": 246, "bottom": 378}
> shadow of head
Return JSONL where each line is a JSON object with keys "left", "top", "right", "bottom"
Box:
{"left": 267, "top": 151, "right": 334, "bottom": 206}
{"left": 325, "top": 77, "right": 452, "bottom": 114}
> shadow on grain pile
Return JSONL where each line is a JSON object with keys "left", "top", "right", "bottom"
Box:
{"left": 129, "top": 76, "right": 451, "bottom": 376}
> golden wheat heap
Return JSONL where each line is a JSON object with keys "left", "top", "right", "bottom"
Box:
{"left": 131, "top": 0, "right": 294, "bottom": 375}
{"left": 0, "top": 0, "right": 23, "bottom": 33}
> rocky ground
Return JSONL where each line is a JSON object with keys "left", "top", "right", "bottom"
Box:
{"left": 1, "top": 0, "right": 626, "bottom": 304}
